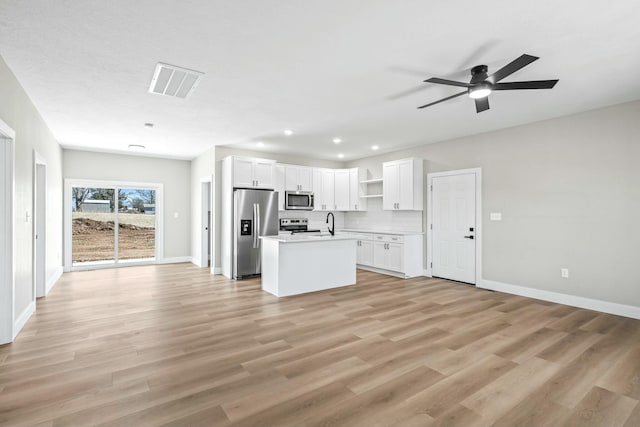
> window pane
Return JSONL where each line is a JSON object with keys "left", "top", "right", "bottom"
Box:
{"left": 72, "top": 187, "right": 115, "bottom": 263}
{"left": 118, "top": 188, "right": 156, "bottom": 260}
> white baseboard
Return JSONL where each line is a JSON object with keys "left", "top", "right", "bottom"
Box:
{"left": 188, "top": 256, "right": 199, "bottom": 266}
{"left": 45, "top": 266, "right": 63, "bottom": 295}
{"left": 356, "top": 265, "right": 410, "bottom": 279}
{"left": 213, "top": 267, "right": 222, "bottom": 275}
{"left": 423, "top": 269, "right": 432, "bottom": 278}
{"left": 13, "top": 301, "right": 36, "bottom": 339}
{"left": 157, "top": 256, "right": 192, "bottom": 265}
{"left": 479, "top": 279, "right": 640, "bottom": 320}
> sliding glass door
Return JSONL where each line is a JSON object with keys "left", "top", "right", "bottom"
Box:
{"left": 68, "top": 182, "right": 160, "bottom": 269}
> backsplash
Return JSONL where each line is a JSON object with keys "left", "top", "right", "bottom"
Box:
{"left": 279, "top": 201, "right": 422, "bottom": 233}
{"left": 344, "top": 198, "right": 423, "bottom": 232}
{"left": 279, "top": 210, "right": 345, "bottom": 232}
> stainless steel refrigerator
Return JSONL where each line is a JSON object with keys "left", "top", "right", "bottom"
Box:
{"left": 233, "top": 189, "right": 279, "bottom": 279}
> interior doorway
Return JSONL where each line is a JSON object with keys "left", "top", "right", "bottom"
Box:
{"left": 427, "top": 168, "right": 482, "bottom": 285}
{"left": 200, "top": 179, "right": 212, "bottom": 268}
{"left": 1, "top": 119, "right": 16, "bottom": 344}
{"left": 34, "top": 152, "right": 47, "bottom": 297}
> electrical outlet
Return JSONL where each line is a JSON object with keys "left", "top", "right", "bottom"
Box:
{"left": 561, "top": 268, "right": 569, "bottom": 278}
{"left": 490, "top": 212, "right": 502, "bottom": 221}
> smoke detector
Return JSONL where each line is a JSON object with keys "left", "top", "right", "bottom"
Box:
{"left": 149, "top": 62, "right": 204, "bottom": 99}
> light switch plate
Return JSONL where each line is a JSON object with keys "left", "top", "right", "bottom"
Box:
{"left": 490, "top": 212, "right": 502, "bottom": 221}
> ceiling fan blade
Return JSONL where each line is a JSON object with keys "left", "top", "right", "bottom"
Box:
{"left": 424, "top": 77, "right": 471, "bottom": 88}
{"left": 387, "top": 84, "right": 431, "bottom": 100}
{"left": 492, "top": 80, "right": 559, "bottom": 90}
{"left": 417, "top": 90, "right": 467, "bottom": 109}
{"left": 475, "top": 97, "right": 490, "bottom": 113}
{"left": 489, "top": 54, "right": 539, "bottom": 83}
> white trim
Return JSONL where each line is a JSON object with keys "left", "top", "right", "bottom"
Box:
{"left": 426, "top": 168, "right": 482, "bottom": 285}
{"left": 45, "top": 266, "right": 63, "bottom": 295}
{"left": 355, "top": 265, "right": 409, "bottom": 279}
{"left": 213, "top": 267, "right": 222, "bottom": 275}
{"left": 200, "top": 177, "right": 213, "bottom": 268}
{"left": 157, "top": 256, "right": 192, "bottom": 264}
{"left": 423, "top": 269, "right": 432, "bottom": 278}
{"left": 64, "top": 179, "right": 164, "bottom": 271}
{"left": 0, "top": 119, "right": 15, "bottom": 344}
{"left": 13, "top": 301, "right": 36, "bottom": 339}
{"left": 33, "top": 150, "right": 47, "bottom": 298}
{"left": 479, "top": 279, "right": 640, "bottom": 320}
{"left": 189, "top": 256, "right": 199, "bottom": 265}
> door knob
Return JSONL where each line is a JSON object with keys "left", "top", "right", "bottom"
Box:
{"left": 464, "top": 235, "right": 474, "bottom": 239}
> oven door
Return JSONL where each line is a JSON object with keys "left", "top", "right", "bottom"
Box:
{"left": 285, "top": 191, "right": 314, "bottom": 210}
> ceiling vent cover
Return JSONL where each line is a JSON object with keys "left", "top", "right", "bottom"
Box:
{"left": 149, "top": 62, "right": 204, "bottom": 99}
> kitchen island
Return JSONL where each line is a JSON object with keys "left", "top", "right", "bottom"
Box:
{"left": 260, "top": 234, "right": 357, "bottom": 297}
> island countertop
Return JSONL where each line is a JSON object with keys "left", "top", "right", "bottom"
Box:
{"left": 260, "top": 234, "right": 357, "bottom": 243}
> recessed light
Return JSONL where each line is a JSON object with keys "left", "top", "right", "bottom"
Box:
{"left": 333, "top": 138, "right": 342, "bottom": 144}
{"left": 128, "top": 144, "right": 145, "bottom": 152}
{"left": 337, "top": 153, "right": 344, "bottom": 159}
{"left": 144, "top": 123, "right": 154, "bottom": 128}
{"left": 371, "top": 145, "right": 379, "bottom": 151}
{"left": 256, "top": 141, "right": 265, "bottom": 147}
{"left": 284, "top": 129, "right": 293, "bottom": 136}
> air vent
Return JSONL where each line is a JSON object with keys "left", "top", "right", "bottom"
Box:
{"left": 149, "top": 62, "right": 204, "bottom": 99}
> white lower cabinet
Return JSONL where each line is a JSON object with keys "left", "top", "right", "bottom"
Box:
{"left": 356, "top": 239, "right": 374, "bottom": 265}
{"left": 351, "top": 232, "right": 423, "bottom": 278}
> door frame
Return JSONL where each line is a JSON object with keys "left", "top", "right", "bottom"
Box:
{"left": 64, "top": 178, "right": 164, "bottom": 271}
{"left": 426, "top": 168, "right": 482, "bottom": 284}
{"left": 199, "top": 176, "right": 213, "bottom": 269}
{"left": 33, "top": 150, "right": 47, "bottom": 297}
{"left": 0, "top": 118, "right": 16, "bottom": 344}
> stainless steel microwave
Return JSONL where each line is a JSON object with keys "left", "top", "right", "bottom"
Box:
{"left": 285, "top": 191, "right": 314, "bottom": 210}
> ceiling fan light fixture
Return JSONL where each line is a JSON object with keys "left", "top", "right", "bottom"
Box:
{"left": 468, "top": 83, "right": 492, "bottom": 99}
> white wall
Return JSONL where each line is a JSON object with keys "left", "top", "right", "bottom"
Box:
{"left": 347, "top": 100, "right": 640, "bottom": 309}
{"left": 0, "top": 55, "right": 63, "bottom": 324}
{"left": 190, "top": 146, "right": 215, "bottom": 267}
{"left": 63, "top": 150, "right": 191, "bottom": 260}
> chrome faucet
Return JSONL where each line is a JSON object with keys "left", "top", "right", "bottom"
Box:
{"left": 326, "top": 212, "right": 335, "bottom": 236}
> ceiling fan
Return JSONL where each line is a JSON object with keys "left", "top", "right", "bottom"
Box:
{"left": 418, "top": 54, "right": 558, "bottom": 113}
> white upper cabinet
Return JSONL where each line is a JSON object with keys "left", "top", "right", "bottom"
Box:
{"left": 334, "top": 169, "right": 350, "bottom": 211}
{"left": 382, "top": 158, "right": 423, "bottom": 210}
{"left": 312, "top": 168, "right": 335, "bottom": 211}
{"left": 349, "top": 168, "right": 367, "bottom": 211}
{"left": 232, "top": 156, "right": 276, "bottom": 189}
{"left": 284, "top": 165, "right": 312, "bottom": 192}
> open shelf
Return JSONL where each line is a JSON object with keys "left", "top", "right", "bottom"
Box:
{"left": 360, "top": 178, "right": 383, "bottom": 184}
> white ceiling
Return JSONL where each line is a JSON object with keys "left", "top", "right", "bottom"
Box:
{"left": 1, "top": 0, "right": 639, "bottom": 161}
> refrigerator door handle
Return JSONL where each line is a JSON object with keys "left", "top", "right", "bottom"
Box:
{"left": 253, "top": 203, "right": 260, "bottom": 249}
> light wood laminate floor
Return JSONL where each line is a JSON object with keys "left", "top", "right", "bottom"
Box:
{"left": 1, "top": 264, "right": 639, "bottom": 427}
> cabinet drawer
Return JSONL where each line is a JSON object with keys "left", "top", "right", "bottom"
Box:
{"left": 373, "top": 234, "right": 404, "bottom": 243}
{"left": 349, "top": 233, "right": 373, "bottom": 241}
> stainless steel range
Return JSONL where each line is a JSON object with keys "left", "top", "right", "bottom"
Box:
{"left": 279, "top": 218, "right": 321, "bottom": 234}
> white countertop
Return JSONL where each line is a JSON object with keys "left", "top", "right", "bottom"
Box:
{"left": 261, "top": 234, "right": 357, "bottom": 243}
{"left": 336, "top": 228, "right": 424, "bottom": 236}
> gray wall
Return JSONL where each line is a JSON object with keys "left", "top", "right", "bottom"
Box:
{"left": 63, "top": 150, "right": 191, "bottom": 259}
{"left": 347, "top": 100, "right": 640, "bottom": 308}
{"left": 0, "top": 55, "right": 64, "bottom": 319}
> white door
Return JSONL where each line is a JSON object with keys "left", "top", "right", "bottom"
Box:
{"left": 34, "top": 162, "right": 46, "bottom": 297}
{"left": 284, "top": 165, "right": 298, "bottom": 190}
{"left": 432, "top": 173, "right": 476, "bottom": 284}
{"left": 357, "top": 240, "right": 374, "bottom": 266}
{"left": 275, "top": 165, "right": 285, "bottom": 211}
